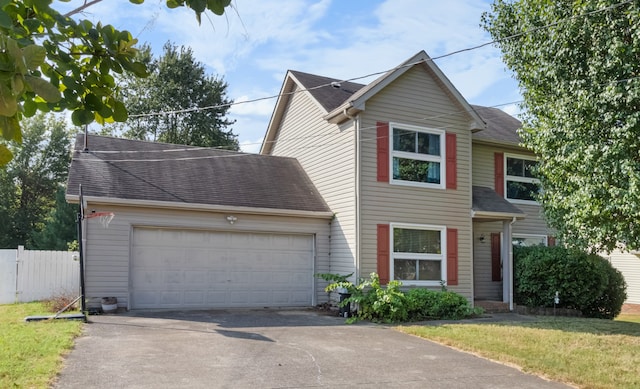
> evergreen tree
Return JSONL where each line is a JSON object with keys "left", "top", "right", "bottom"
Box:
{"left": 0, "top": 114, "right": 73, "bottom": 248}
{"left": 112, "top": 42, "right": 239, "bottom": 150}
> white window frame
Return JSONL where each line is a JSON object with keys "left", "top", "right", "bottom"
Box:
{"left": 390, "top": 223, "right": 447, "bottom": 286}
{"left": 389, "top": 123, "right": 446, "bottom": 189}
{"left": 504, "top": 153, "right": 540, "bottom": 204}
{"left": 512, "top": 234, "right": 548, "bottom": 247}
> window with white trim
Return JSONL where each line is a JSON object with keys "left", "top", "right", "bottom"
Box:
{"left": 512, "top": 234, "right": 548, "bottom": 247}
{"left": 391, "top": 224, "right": 446, "bottom": 284}
{"left": 391, "top": 123, "right": 445, "bottom": 188}
{"left": 505, "top": 155, "right": 540, "bottom": 202}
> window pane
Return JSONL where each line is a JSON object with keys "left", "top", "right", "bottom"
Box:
{"left": 506, "top": 181, "right": 539, "bottom": 201}
{"left": 506, "top": 157, "right": 524, "bottom": 176}
{"left": 418, "top": 260, "right": 441, "bottom": 281}
{"left": 394, "top": 228, "right": 441, "bottom": 253}
{"left": 417, "top": 132, "right": 440, "bottom": 156}
{"left": 394, "top": 259, "right": 417, "bottom": 280}
{"left": 513, "top": 236, "right": 547, "bottom": 247}
{"left": 393, "top": 128, "right": 415, "bottom": 152}
{"left": 393, "top": 158, "right": 441, "bottom": 184}
{"left": 523, "top": 159, "right": 537, "bottom": 178}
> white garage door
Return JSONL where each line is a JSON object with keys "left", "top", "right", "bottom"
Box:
{"left": 131, "top": 228, "right": 314, "bottom": 309}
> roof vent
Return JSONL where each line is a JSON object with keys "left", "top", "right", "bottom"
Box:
{"left": 330, "top": 81, "right": 341, "bottom": 89}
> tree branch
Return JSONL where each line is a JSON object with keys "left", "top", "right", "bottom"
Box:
{"left": 63, "top": 0, "right": 103, "bottom": 18}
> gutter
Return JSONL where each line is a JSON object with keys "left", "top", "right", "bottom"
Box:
{"left": 65, "top": 195, "right": 334, "bottom": 219}
{"left": 470, "top": 210, "right": 527, "bottom": 220}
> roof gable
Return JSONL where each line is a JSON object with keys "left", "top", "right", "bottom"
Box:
{"left": 261, "top": 50, "right": 487, "bottom": 154}
{"left": 67, "top": 135, "right": 330, "bottom": 214}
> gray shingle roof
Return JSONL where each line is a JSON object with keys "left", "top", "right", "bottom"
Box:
{"left": 67, "top": 134, "right": 331, "bottom": 213}
{"left": 471, "top": 105, "right": 522, "bottom": 145}
{"left": 289, "top": 70, "right": 365, "bottom": 112}
{"left": 472, "top": 186, "right": 525, "bottom": 217}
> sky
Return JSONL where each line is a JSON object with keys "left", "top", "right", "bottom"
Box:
{"left": 59, "top": 0, "right": 521, "bottom": 153}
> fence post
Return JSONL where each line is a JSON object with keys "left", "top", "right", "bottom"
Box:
{"left": 16, "top": 246, "right": 24, "bottom": 302}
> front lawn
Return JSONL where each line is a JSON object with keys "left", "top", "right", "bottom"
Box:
{"left": 0, "top": 302, "right": 83, "bottom": 388}
{"left": 399, "top": 316, "right": 640, "bottom": 389}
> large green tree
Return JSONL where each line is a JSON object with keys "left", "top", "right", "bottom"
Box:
{"left": 482, "top": 0, "right": 640, "bottom": 252}
{"left": 0, "top": 0, "right": 233, "bottom": 165}
{"left": 0, "top": 113, "right": 72, "bottom": 248}
{"left": 112, "top": 42, "right": 238, "bottom": 149}
{"left": 30, "top": 185, "right": 77, "bottom": 250}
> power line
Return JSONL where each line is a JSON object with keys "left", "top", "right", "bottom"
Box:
{"left": 127, "top": 0, "right": 634, "bottom": 120}
{"left": 81, "top": 67, "right": 640, "bottom": 160}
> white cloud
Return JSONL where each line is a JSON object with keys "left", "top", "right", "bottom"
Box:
{"left": 56, "top": 0, "right": 520, "bottom": 147}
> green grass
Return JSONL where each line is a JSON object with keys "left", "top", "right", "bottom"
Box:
{"left": 616, "top": 314, "right": 640, "bottom": 324}
{"left": 399, "top": 316, "right": 640, "bottom": 389}
{"left": 0, "top": 302, "right": 84, "bottom": 388}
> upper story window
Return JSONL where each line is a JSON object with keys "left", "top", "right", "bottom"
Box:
{"left": 391, "top": 123, "right": 445, "bottom": 189}
{"left": 505, "top": 155, "right": 540, "bottom": 203}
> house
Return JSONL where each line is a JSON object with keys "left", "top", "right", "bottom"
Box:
{"left": 66, "top": 50, "right": 556, "bottom": 311}
{"left": 604, "top": 250, "right": 640, "bottom": 311}
{"left": 66, "top": 136, "right": 333, "bottom": 310}
{"left": 261, "top": 50, "right": 553, "bottom": 310}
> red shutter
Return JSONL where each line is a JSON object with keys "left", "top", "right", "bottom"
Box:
{"left": 494, "top": 152, "right": 504, "bottom": 196}
{"left": 446, "top": 228, "right": 458, "bottom": 286}
{"left": 377, "top": 122, "right": 389, "bottom": 182}
{"left": 548, "top": 236, "right": 556, "bottom": 247}
{"left": 446, "top": 133, "right": 457, "bottom": 189}
{"left": 491, "top": 233, "right": 502, "bottom": 281}
{"left": 377, "top": 224, "right": 390, "bottom": 285}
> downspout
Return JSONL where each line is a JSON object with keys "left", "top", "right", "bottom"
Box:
{"left": 344, "top": 108, "right": 360, "bottom": 281}
{"left": 508, "top": 216, "right": 517, "bottom": 311}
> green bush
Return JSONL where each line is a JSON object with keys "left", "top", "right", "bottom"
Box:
{"left": 514, "top": 246, "right": 627, "bottom": 319}
{"left": 405, "top": 288, "right": 475, "bottom": 320}
{"left": 317, "top": 272, "right": 477, "bottom": 323}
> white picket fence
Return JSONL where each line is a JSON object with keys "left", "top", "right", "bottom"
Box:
{"left": 0, "top": 246, "right": 80, "bottom": 304}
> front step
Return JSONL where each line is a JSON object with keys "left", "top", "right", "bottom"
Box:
{"left": 474, "top": 300, "right": 511, "bottom": 313}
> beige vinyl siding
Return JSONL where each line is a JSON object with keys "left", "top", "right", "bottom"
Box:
{"left": 605, "top": 250, "right": 640, "bottom": 305}
{"left": 83, "top": 204, "right": 331, "bottom": 309}
{"left": 472, "top": 142, "right": 551, "bottom": 236}
{"left": 358, "top": 66, "right": 474, "bottom": 300}
{"left": 471, "top": 143, "right": 552, "bottom": 300}
{"left": 270, "top": 85, "right": 357, "bottom": 278}
{"left": 473, "top": 221, "right": 502, "bottom": 300}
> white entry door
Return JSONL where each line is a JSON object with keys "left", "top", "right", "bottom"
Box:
{"left": 131, "top": 228, "right": 314, "bottom": 309}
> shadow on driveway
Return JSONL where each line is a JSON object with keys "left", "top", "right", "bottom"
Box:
{"left": 54, "top": 309, "right": 571, "bottom": 389}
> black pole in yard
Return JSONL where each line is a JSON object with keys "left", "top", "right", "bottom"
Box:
{"left": 77, "top": 185, "right": 87, "bottom": 318}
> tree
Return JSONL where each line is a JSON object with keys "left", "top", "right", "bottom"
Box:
{"left": 113, "top": 42, "right": 238, "bottom": 149}
{"left": 30, "top": 185, "right": 77, "bottom": 250}
{"left": 482, "top": 0, "right": 640, "bottom": 252}
{"left": 0, "top": 0, "right": 233, "bottom": 165}
{"left": 0, "top": 113, "right": 72, "bottom": 248}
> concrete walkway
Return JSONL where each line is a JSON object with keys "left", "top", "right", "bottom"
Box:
{"left": 53, "top": 310, "right": 571, "bottom": 388}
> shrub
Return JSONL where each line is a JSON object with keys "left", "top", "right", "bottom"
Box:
{"left": 316, "top": 272, "right": 477, "bottom": 323}
{"left": 43, "top": 293, "right": 79, "bottom": 313}
{"left": 514, "top": 246, "right": 627, "bottom": 319}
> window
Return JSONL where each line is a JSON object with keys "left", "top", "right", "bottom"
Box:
{"left": 505, "top": 155, "right": 540, "bottom": 202}
{"left": 391, "top": 224, "right": 446, "bottom": 284}
{"left": 512, "top": 234, "right": 547, "bottom": 247}
{"left": 391, "top": 123, "right": 445, "bottom": 188}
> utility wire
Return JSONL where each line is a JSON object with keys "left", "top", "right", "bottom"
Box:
{"left": 127, "top": 0, "right": 634, "bottom": 119}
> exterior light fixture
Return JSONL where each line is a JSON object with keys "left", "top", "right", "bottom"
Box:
{"left": 226, "top": 215, "right": 238, "bottom": 224}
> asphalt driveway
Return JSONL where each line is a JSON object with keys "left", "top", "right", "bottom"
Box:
{"left": 53, "top": 309, "right": 570, "bottom": 388}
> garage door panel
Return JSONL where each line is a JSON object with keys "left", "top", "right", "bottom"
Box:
{"left": 131, "top": 228, "right": 314, "bottom": 309}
